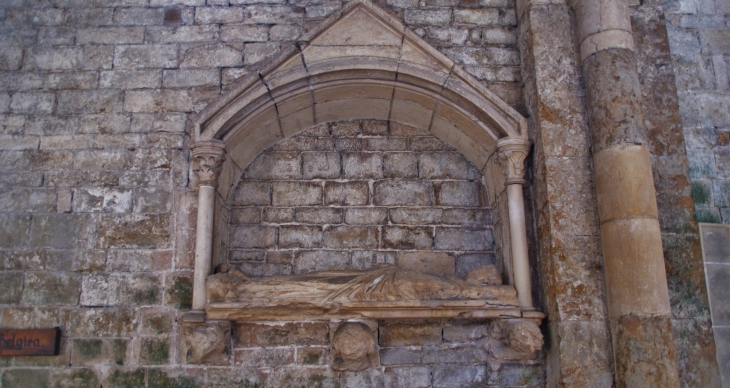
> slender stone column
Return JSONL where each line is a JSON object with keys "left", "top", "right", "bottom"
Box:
{"left": 570, "top": 0, "right": 680, "bottom": 385}
{"left": 191, "top": 140, "right": 226, "bottom": 312}
{"left": 498, "top": 138, "right": 533, "bottom": 310}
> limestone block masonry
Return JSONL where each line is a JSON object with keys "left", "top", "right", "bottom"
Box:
{"left": 0, "top": 0, "right": 724, "bottom": 385}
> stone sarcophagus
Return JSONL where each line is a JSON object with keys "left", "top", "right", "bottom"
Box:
{"left": 205, "top": 263, "right": 522, "bottom": 321}
{"left": 181, "top": 263, "right": 544, "bottom": 370}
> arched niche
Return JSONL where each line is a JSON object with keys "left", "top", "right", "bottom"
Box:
{"left": 188, "top": 0, "right": 537, "bottom": 319}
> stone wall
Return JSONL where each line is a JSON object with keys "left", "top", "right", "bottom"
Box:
{"left": 0, "top": 0, "right": 529, "bottom": 386}
{"left": 663, "top": 0, "right": 730, "bottom": 224}
{"left": 228, "top": 120, "right": 496, "bottom": 279}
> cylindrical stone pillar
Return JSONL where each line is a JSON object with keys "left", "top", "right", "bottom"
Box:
{"left": 498, "top": 138, "right": 533, "bottom": 310}
{"left": 570, "top": 0, "right": 680, "bottom": 385}
{"left": 191, "top": 140, "right": 226, "bottom": 312}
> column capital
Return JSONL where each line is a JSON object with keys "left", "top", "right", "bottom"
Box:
{"left": 497, "top": 138, "right": 531, "bottom": 185}
{"left": 192, "top": 140, "right": 226, "bottom": 188}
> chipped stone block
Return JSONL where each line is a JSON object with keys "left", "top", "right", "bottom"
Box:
{"left": 163, "top": 69, "right": 220, "bottom": 88}
{"left": 113, "top": 45, "right": 179, "bottom": 70}
{"left": 73, "top": 188, "right": 133, "bottom": 213}
{"left": 374, "top": 181, "right": 431, "bottom": 206}
{"left": 234, "top": 322, "right": 329, "bottom": 346}
{"left": 302, "top": 152, "right": 341, "bottom": 179}
{"left": 233, "top": 347, "right": 294, "bottom": 367}
{"left": 434, "top": 227, "right": 493, "bottom": 251}
{"left": 229, "top": 225, "right": 276, "bottom": 249}
{"left": 380, "top": 322, "right": 441, "bottom": 346}
{"left": 244, "top": 42, "right": 280, "bottom": 65}
{"left": 435, "top": 181, "right": 482, "bottom": 206}
{"left": 273, "top": 182, "right": 322, "bottom": 206}
{"left": 181, "top": 43, "right": 244, "bottom": 68}
{"left": 10, "top": 92, "right": 55, "bottom": 114}
{"left": 24, "top": 46, "right": 84, "bottom": 71}
{"left": 397, "top": 251, "right": 455, "bottom": 277}
{"left": 382, "top": 226, "right": 433, "bottom": 249}
{"left": 279, "top": 225, "right": 322, "bottom": 248}
{"left": 295, "top": 250, "right": 350, "bottom": 273}
{"left": 404, "top": 9, "right": 452, "bottom": 26}
{"left": 296, "top": 207, "right": 343, "bottom": 224}
{"left": 220, "top": 25, "right": 269, "bottom": 42}
{"left": 345, "top": 207, "right": 388, "bottom": 225}
{"left": 325, "top": 181, "right": 369, "bottom": 206}
{"left": 262, "top": 207, "right": 294, "bottom": 223}
{"left": 383, "top": 152, "right": 418, "bottom": 178}
{"left": 323, "top": 226, "right": 378, "bottom": 249}
{"left": 245, "top": 152, "right": 300, "bottom": 179}
{"left": 22, "top": 271, "right": 80, "bottom": 305}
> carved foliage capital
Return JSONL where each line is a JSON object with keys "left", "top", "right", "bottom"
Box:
{"left": 497, "top": 138, "right": 531, "bottom": 185}
{"left": 192, "top": 141, "right": 226, "bottom": 187}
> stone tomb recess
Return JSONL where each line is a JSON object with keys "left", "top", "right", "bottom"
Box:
{"left": 180, "top": 0, "right": 543, "bottom": 373}
{"left": 182, "top": 121, "right": 544, "bottom": 370}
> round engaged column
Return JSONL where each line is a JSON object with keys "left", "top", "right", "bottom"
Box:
{"left": 191, "top": 140, "right": 226, "bottom": 312}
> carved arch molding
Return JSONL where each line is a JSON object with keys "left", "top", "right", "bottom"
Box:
{"left": 183, "top": 0, "right": 543, "bottom": 368}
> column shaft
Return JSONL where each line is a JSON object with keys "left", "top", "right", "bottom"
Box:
{"left": 193, "top": 185, "right": 216, "bottom": 311}
{"left": 572, "top": 0, "right": 680, "bottom": 385}
{"left": 507, "top": 183, "right": 532, "bottom": 309}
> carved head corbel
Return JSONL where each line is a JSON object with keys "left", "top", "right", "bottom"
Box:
{"left": 331, "top": 322, "right": 378, "bottom": 371}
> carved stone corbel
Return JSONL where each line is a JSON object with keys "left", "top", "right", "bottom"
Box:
{"left": 331, "top": 321, "right": 379, "bottom": 371}
{"left": 180, "top": 319, "right": 231, "bottom": 365}
{"left": 489, "top": 319, "right": 543, "bottom": 360}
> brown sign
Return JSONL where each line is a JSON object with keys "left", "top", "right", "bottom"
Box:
{"left": 0, "top": 328, "right": 60, "bottom": 357}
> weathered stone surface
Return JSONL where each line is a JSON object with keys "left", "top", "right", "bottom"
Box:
{"left": 374, "top": 181, "right": 431, "bottom": 206}
{"left": 234, "top": 322, "right": 329, "bottom": 346}
{"left": 273, "top": 182, "right": 322, "bottom": 206}
{"left": 382, "top": 226, "right": 433, "bottom": 249}
{"left": 96, "top": 215, "right": 170, "bottom": 249}
{"left": 325, "top": 181, "right": 369, "bottom": 206}
{"left": 611, "top": 315, "right": 680, "bottom": 387}
{"left": 432, "top": 364, "right": 486, "bottom": 387}
{"left": 380, "top": 322, "right": 441, "bottom": 346}
{"left": 323, "top": 226, "right": 378, "bottom": 249}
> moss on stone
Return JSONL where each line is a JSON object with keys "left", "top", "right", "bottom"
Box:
{"left": 167, "top": 276, "right": 193, "bottom": 309}
{"left": 2, "top": 369, "right": 50, "bottom": 388}
{"left": 695, "top": 206, "right": 721, "bottom": 223}
{"left": 110, "top": 339, "right": 128, "bottom": 365}
{"left": 148, "top": 369, "right": 200, "bottom": 388}
{"left": 106, "top": 369, "right": 146, "bottom": 388}
{"left": 691, "top": 181, "right": 711, "bottom": 205}
{"left": 141, "top": 338, "right": 170, "bottom": 365}
{"left": 53, "top": 369, "right": 100, "bottom": 388}
{"left": 302, "top": 352, "right": 321, "bottom": 365}
{"left": 143, "top": 312, "right": 173, "bottom": 335}
{"left": 73, "top": 339, "right": 102, "bottom": 359}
